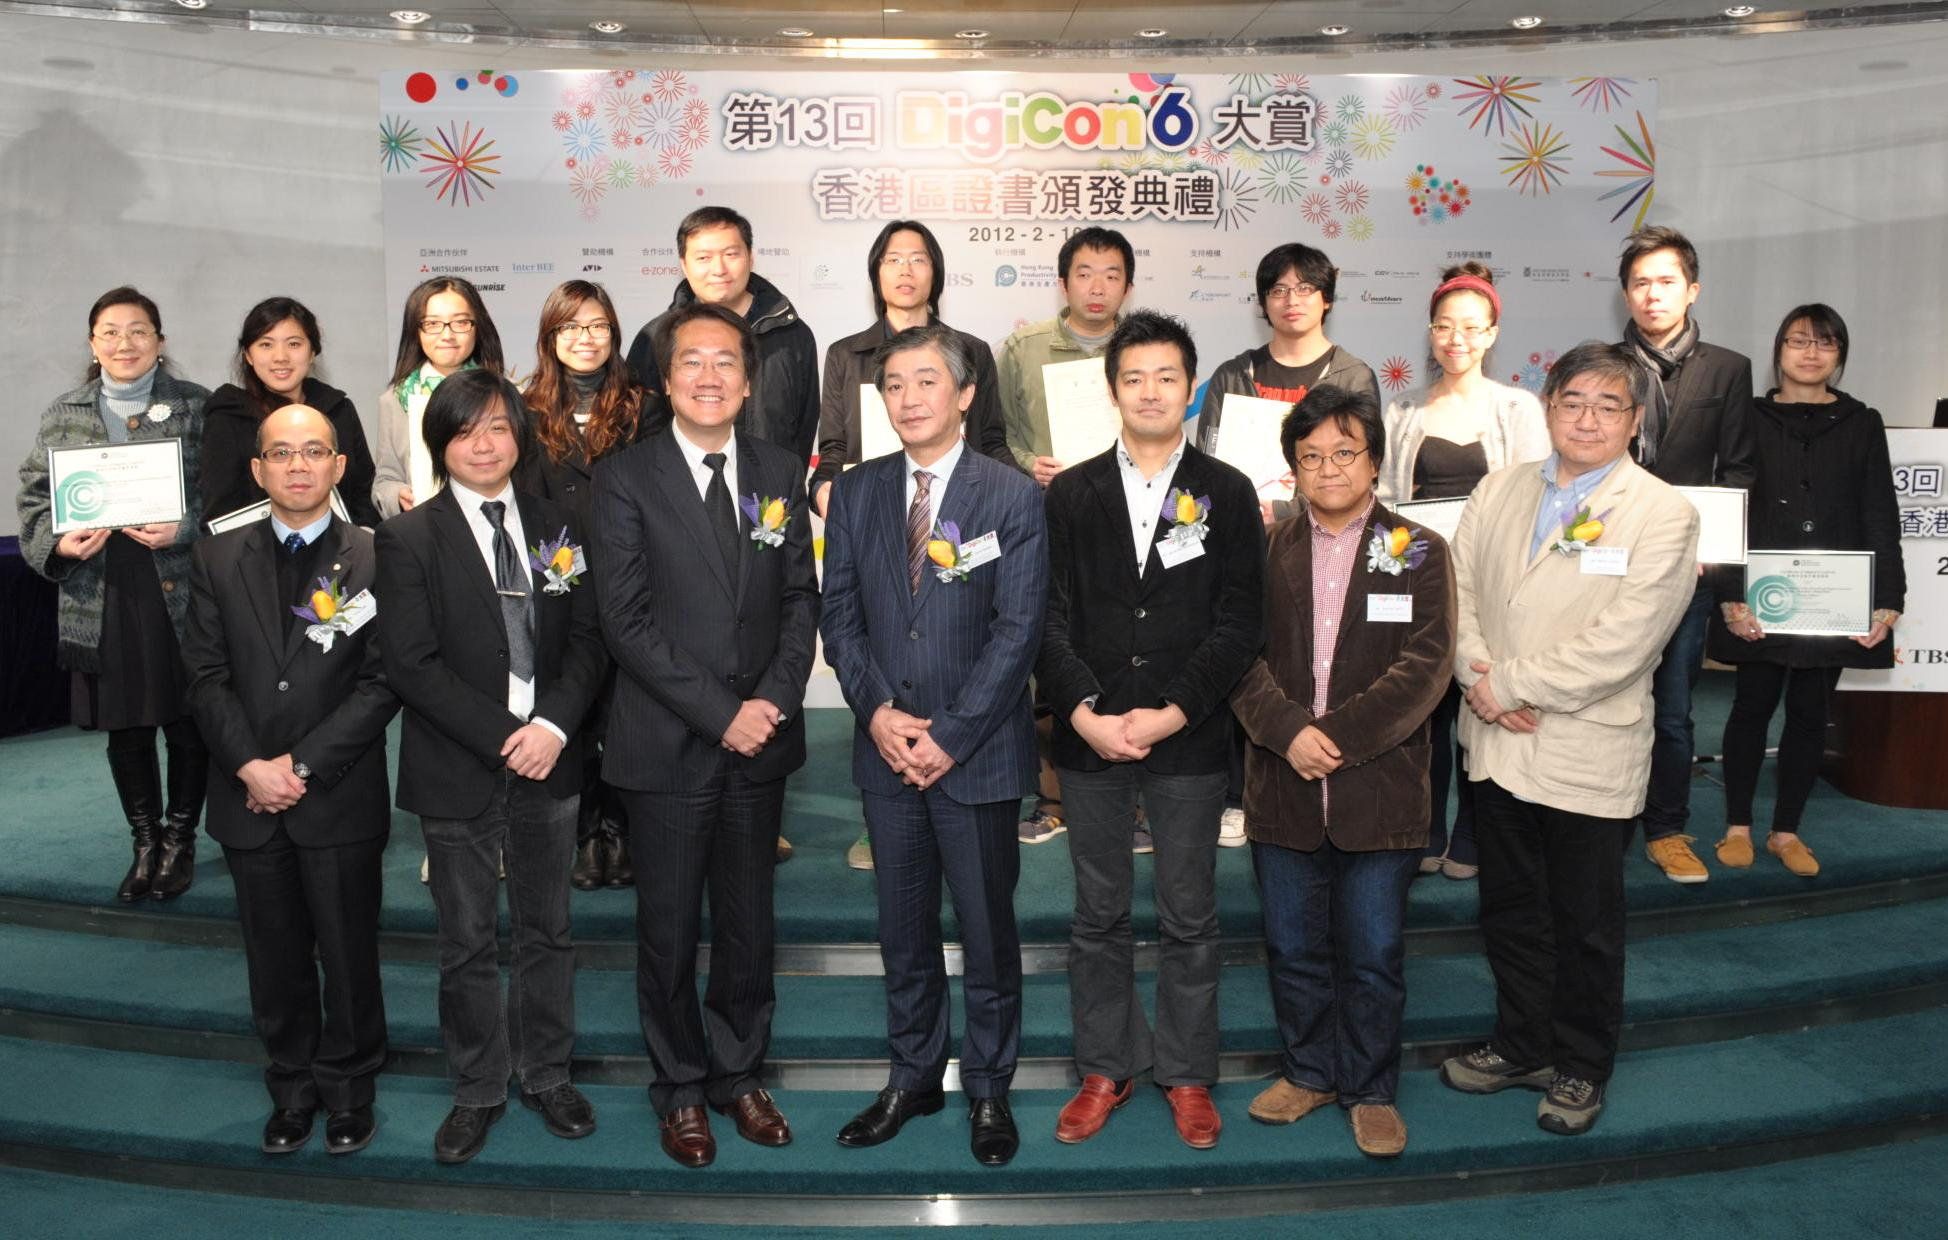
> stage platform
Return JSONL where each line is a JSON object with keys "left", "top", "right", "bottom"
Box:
{"left": 2, "top": 671, "right": 1946, "bottom": 1229}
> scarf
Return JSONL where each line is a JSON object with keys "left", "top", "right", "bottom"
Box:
{"left": 1621, "top": 316, "right": 1699, "bottom": 469}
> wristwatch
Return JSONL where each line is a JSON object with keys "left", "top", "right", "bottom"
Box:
{"left": 292, "top": 760, "right": 313, "bottom": 781}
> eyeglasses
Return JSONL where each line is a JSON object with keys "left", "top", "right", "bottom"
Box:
{"left": 259, "top": 444, "right": 337, "bottom": 464}
{"left": 92, "top": 328, "right": 157, "bottom": 345}
{"left": 1264, "top": 283, "right": 1321, "bottom": 303}
{"left": 1429, "top": 322, "right": 1494, "bottom": 340}
{"left": 419, "top": 317, "right": 476, "bottom": 336}
{"left": 1782, "top": 334, "right": 1840, "bottom": 353}
{"left": 880, "top": 255, "right": 933, "bottom": 270}
{"left": 555, "top": 322, "right": 614, "bottom": 341}
{"left": 1294, "top": 447, "right": 1369, "bottom": 472}
{"left": 1550, "top": 399, "right": 1636, "bottom": 426}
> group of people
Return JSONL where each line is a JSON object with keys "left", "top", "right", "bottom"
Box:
{"left": 14, "top": 209, "right": 1904, "bottom": 1170}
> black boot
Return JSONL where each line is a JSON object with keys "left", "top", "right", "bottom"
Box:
{"left": 151, "top": 732, "right": 209, "bottom": 902}
{"left": 106, "top": 744, "right": 163, "bottom": 903}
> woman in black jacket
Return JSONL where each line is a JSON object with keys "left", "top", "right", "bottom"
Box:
{"left": 1712, "top": 304, "right": 1904, "bottom": 878}
{"left": 201, "top": 297, "right": 381, "bottom": 527}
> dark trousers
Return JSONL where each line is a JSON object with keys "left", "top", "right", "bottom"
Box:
{"left": 1253, "top": 838, "right": 1419, "bottom": 1105}
{"left": 1426, "top": 682, "right": 1477, "bottom": 863}
{"left": 421, "top": 772, "right": 578, "bottom": 1107}
{"left": 621, "top": 770, "right": 784, "bottom": 1116}
{"left": 862, "top": 786, "right": 1022, "bottom": 1099}
{"left": 1475, "top": 779, "right": 1628, "bottom": 1083}
{"left": 1723, "top": 663, "right": 1842, "bottom": 833}
{"left": 1061, "top": 764, "right": 1228, "bottom": 1086}
{"left": 224, "top": 826, "right": 388, "bottom": 1112}
{"left": 1640, "top": 584, "right": 1713, "bottom": 841}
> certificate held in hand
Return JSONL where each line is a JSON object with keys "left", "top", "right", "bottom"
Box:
{"left": 48, "top": 440, "right": 186, "bottom": 534}
{"left": 1208, "top": 392, "right": 1298, "bottom": 505}
{"left": 1040, "top": 355, "right": 1123, "bottom": 467}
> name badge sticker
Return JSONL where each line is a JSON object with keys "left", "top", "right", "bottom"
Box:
{"left": 1580, "top": 546, "right": 1629, "bottom": 576}
{"left": 958, "top": 531, "right": 1002, "bottom": 570}
{"left": 1367, "top": 593, "right": 1413, "bottom": 622}
{"left": 338, "top": 589, "right": 378, "bottom": 634}
{"left": 1156, "top": 537, "right": 1207, "bottom": 569}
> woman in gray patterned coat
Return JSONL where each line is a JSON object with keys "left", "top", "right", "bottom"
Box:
{"left": 16, "top": 287, "right": 210, "bottom": 902}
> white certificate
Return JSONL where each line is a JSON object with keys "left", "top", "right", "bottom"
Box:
{"left": 1392, "top": 497, "right": 1469, "bottom": 543}
{"left": 206, "top": 488, "right": 353, "bottom": 535}
{"left": 1040, "top": 355, "right": 1123, "bottom": 467}
{"left": 852, "top": 382, "right": 901, "bottom": 468}
{"left": 1745, "top": 549, "right": 1874, "bottom": 636}
{"left": 1210, "top": 393, "right": 1298, "bottom": 504}
{"left": 48, "top": 440, "right": 186, "bottom": 534}
{"left": 1675, "top": 486, "right": 1748, "bottom": 565}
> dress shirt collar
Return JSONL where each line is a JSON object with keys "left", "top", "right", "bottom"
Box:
{"left": 1115, "top": 433, "right": 1185, "bottom": 482}
{"left": 446, "top": 475, "right": 517, "bottom": 516}
{"left": 671, "top": 422, "right": 738, "bottom": 476}
{"left": 269, "top": 510, "right": 333, "bottom": 548}
{"left": 1306, "top": 493, "right": 1376, "bottom": 539}
{"left": 1538, "top": 451, "right": 1622, "bottom": 494}
{"left": 904, "top": 436, "right": 965, "bottom": 489}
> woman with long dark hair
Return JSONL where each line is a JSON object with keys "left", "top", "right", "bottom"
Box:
{"left": 16, "top": 287, "right": 211, "bottom": 901}
{"left": 200, "top": 296, "right": 380, "bottom": 527}
{"left": 1712, "top": 304, "right": 1904, "bottom": 878}
{"left": 372, "top": 276, "right": 504, "bottom": 518}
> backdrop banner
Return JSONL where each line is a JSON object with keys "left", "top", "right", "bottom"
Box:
{"left": 1841, "top": 428, "right": 1948, "bottom": 693}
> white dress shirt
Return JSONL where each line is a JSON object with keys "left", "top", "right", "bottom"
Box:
{"left": 671, "top": 423, "right": 742, "bottom": 505}
{"left": 1115, "top": 433, "right": 1186, "bottom": 575}
{"left": 269, "top": 510, "right": 333, "bottom": 548}
{"left": 446, "top": 477, "right": 564, "bottom": 743}
{"left": 903, "top": 437, "right": 965, "bottom": 533}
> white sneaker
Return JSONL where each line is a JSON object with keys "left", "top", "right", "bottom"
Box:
{"left": 1218, "top": 807, "right": 1248, "bottom": 848}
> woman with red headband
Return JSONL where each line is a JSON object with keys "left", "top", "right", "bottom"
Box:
{"left": 1378, "top": 262, "right": 1548, "bottom": 880}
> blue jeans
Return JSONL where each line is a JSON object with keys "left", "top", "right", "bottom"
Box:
{"left": 1252, "top": 838, "right": 1419, "bottom": 1106}
{"left": 1641, "top": 583, "right": 1713, "bottom": 841}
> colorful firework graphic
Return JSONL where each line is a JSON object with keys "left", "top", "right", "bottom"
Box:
{"left": 1255, "top": 152, "right": 1308, "bottom": 203}
{"left": 379, "top": 114, "right": 422, "bottom": 174}
{"left": 1500, "top": 121, "right": 1571, "bottom": 196}
{"left": 1324, "top": 149, "right": 1355, "bottom": 179}
{"left": 1569, "top": 76, "right": 1635, "bottom": 113}
{"left": 1351, "top": 115, "right": 1396, "bottom": 161}
{"left": 550, "top": 110, "right": 572, "bottom": 132}
{"left": 1513, "top": 350, "right": 1560, "bottom": 393}
{"left": 606, "top": 159, "right": 637, "bottom": 189}
{"left": 1384, "top": 83, "right": 1430, "bottom": 131}
{"left": 1598, "top": 111, "right": 1657, "bottom": 229}
{"left": 1452, "top": 75, "right": 1541, "bottom": 137}
{"left": 562, "top": 118, "right": 605, "bottom": 163}
{"left": 678, "top": 115, "right": 710, "bottom": 153}
{"left": 569, "top": 160, "right": 607, "bottom": 208}
{"left": 1298, "top": 192, "right": 1333, "bottom": 226}
{"left": 421, "top": 121, "right": 499, "bottom": 206}
{"left": 1321, "top": 218, "right": 1342, "bottom": 240}
{"left": 1188, "top": 140, "right": 1230, "bottom": 166}
{"left": 1406, "top": 164, "right": 1471, "bottom": 224}
{"left": 1334, "top": 93, "right": 1366, "bottom": 123}
{"left": 1334, "top": 180, "right": 1369, "bottom": 215}
{"left": 601, "top": 86, "right": 646, "bottom": 131}
{"left": 1380, "top": 357, "right": 1415, "bottom": 392}
{"left": 640, "top": 99, "right": 685, "bottom": 149}
{"left": 650, "top": 69, "right": 691, "bottom": 103}
{"left": 657, "top": 145, "right": 694, "bottom": 179}
{"left": 1211, "top": 168, "right": 1260, "bottom": 231}
{"left": 1347, "top": 215, "right": 1375, "bottom": 242}
{"left": 553, "top": 67, "right": 707, "bottom": 217}
{"left": 683, "top": 96, "right": 711, "bottom": 126}
{"left": 1320, "top": 119, "right": 1350, "bottom": 147}
{"left": 1229, "top": 149, "right": 1263, "bottom": 171}
{"left": 1227, "top": 72, "right": 1278, "bottom": 98}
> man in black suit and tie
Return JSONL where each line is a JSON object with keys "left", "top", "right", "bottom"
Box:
{"left": 821, "top": 323, "right": 1048, "bottom": 1167}
{"left": 1037, "top": 311, "right": 1265, "bottom": 1150}
{"left": 591, "top": 302, "right": 819, "bottom": 1168}
{"left": 182, "top": 404, "right": 398, "bottom": 1157}
{"left": 374, "top": 370, "right": 608, "bottom": 1165}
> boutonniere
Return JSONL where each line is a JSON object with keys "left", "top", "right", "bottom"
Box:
{"left": 927, "top": 519, "right": 972, "bottom": 583}
{"left": 291, "top": 576, "right": 354, "bottom": 651}
{"left": 1160, "top": 488, "right": 1212, "bottom": 545}
{"left": 1366, "top": 525, "right": 1429, "bottom": 576}
{"left": 145, "top": 401, "right": 172, "bottom": 423}
{"left": 740, "top": 494, "right": 791, "bottom": 549}
{"left": 1552, "top": 506, "right": 1610, "bottom": 556}
{"left": 528, "top": 526, "right": 586, "bottom": 594}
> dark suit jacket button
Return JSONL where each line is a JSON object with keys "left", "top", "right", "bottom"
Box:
{"left": 161, "top": 580, "right": 175, "bottom": 593}
{"left": 1134, "top": 607, "right": 1147, "bottom": 619}
{"left": 277, "top": 680, "right": 289, "bottom": 692}
{"left": 909, "top": 630, "right": 920, "bottom": 640}
{"left": 1801, "top": 520, "right": 1815, "bottom": 533}
{"left": 901, "top": 680, "right": 913, "bottom": 690}
{"left": 1131, "top": 655, "right": 1146, "bottom": 667}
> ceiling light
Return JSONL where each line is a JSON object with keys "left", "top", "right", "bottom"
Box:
{"left": 1723, "top": 5, "right": 1756, "bottom": 14}
{"left": 1137, "top": 28, "right": 1167, "bottom": 38}
{"left": 1320, "top": 25, "right": 1349, "bottom": 37}
{"left": 173, "top": 0, "right": 208, "bottom": 10}
{"left": 589, "top": 20, "right": 625, "bottom": 33}
{"left": 955, "top": 28, "right": 989, "bottom": 39}
{"left": 882, "top": 6, "right": 903, "bottom": 12}
{"left": 1511, "top": 15, "right": 1544, "bottom": 29}
{"left": 777, "top": 26, "right": 813, "bottom": 37}
{"left": 389, "top": 9, "right": 430, "bottom": 23}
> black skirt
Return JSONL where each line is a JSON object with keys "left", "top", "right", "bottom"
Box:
{"left": 70, "top": 534, "right": 187, "bottom": 731}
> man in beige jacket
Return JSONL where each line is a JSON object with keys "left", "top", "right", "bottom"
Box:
{"left": 1437, "top": 342, "right": 1699, "bottom": 1137}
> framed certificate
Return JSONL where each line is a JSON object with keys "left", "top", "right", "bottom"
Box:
{"left": 1675, "top": 485, "right": 1748, "bottom": 564}
{"left": 1393, "top": 497, "right": 1469, "bottom": 542}
{"left": 1040, "top": 355, "right": 1123, "bottom": 466}
{"left": 48, "top": 440, "right": 186, "bottom": 534}
{"left": 1745, "top": 549, "right": 1874, "bottom": 636}
{"left": 206, "top": 488, "right": 353, "bottom": 535}
{"left": 1210, "top": 393, "right": 1298, "bottom": 504}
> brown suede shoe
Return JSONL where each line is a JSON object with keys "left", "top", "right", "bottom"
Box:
{"left": 1768, "top": 834, "right": 1820, "bottom": 877}
{"left": 1350, "top": 1103, "right": 1408, "bottom": 1157}
{"left": 1247, "top": 1079, "right": 1338, "bottom": 1125}
{"left": 1716, "top": 833, "right": 1755, "bottom": 868}
{"left": 714, "top": 1089, "right": 792, "bottom": 1147}
{"left": 660, "top": 1105, "right": 716, "bottom": 1168}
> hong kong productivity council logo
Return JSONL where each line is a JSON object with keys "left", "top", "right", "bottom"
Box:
{"left": 54, "top": 468, "right": 108, "bottom": 526}
{"left": 1749, "top": 575, "right": 1799, "bottom": 625}
{"left": 994, "top": 265, "right": 1018, "bottom": 288}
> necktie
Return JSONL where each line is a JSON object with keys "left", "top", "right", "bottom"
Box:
{"left": 906, "top": 469, "right": 934, "bottom": 595}
{"left": 283, "top": 532, "right": 306, "bottom": 556}
{"left": 479, "top": 500, "right": 535, "bottom": 682}
{"left": 703, "top": 452, "right": 742, "bottom": 578}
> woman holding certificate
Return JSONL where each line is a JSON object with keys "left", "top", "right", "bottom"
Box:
{"left": 200, "top": 297, "right": 380, "bottom": 528}
{"left": 16, "top": 286, "right": 211, "bottom": 903}
{"left": 1711, "top": 304, "right": 1905, "bottom": 878}
{"left": 371, "top": 276, "right": 506, "bottom": 519}
{"left": 1376, "top": 264, "right": 1549, "bottom": 880}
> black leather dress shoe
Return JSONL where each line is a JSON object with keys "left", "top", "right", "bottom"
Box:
{"left": 325, "top": 1105, "right": 377, "bottom": 1155}
{"left": 521, "top": 1083, "right": 597, "bottom": 1139}
{"left": 570, "top": 837, "right": 604, "bottom": 890}
{"left": 969, "top": 1095, "right": 1019, "bottom": 1166}
{"left": 261, "top": 1106, "right": 315, "bottom": 1154}
{"left": 433, "top": 1102, "right": 505, "bottom": 1164}
{"left": 836, "top": 1086, "right": 945, "bottom": 1148}
{"left": 600, "top": 831, "right": 633, "bottom": 887}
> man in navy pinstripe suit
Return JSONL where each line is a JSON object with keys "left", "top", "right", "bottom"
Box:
{"left": 821, "top": 322, "right": 1048, "bottom": 1167}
